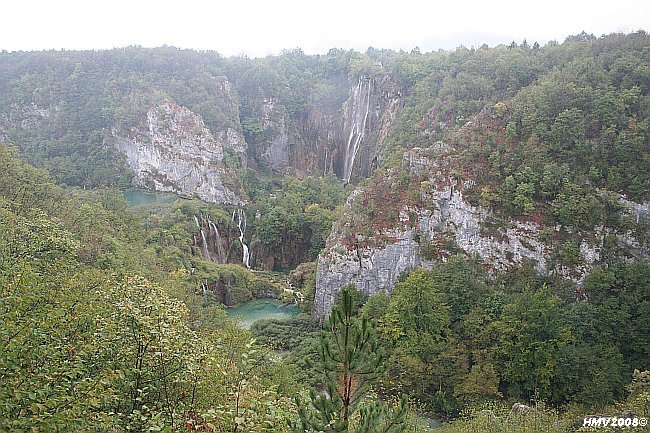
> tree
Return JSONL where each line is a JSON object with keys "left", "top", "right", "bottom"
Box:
{"left": 0, "top": 205, "right": 112, "bottom": 432}
{"left": 384, "top": 269, "right": 450, "bottom": 340}
{"left": 378, "top": 269, "right": 466, "bottom": 414}
{"left": 495, "top": 286, "right": 572, "bottom": 401}
{"left": 435, "top": 256, "right": 486, "bottom": 321}
{"left": 291, "top": 287, "right": 407, "bottom": 433}
{"left": 454, "top": 363, "right": 501, "bottom": 404}
{"left": 360, "top": 291, "right": 390, "bottom": 322}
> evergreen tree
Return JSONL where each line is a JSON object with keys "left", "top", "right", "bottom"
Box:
{"left": 290, "top": 286, "right": 407, "bottom": 433}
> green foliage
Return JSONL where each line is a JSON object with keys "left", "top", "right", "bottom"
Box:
{"left": 436, "top": 401, "right": 568, "bottom": 433}
{"left": 433, "top": 256, "right": 486, "bottom": 321}
{"left": 370, "top": 268, "right": 472, "bottom": 416}
{"left": 558, "top": 240, "right": 582, "bottom": 265}
{"left": 361, "top": 291, "right": 391, "bottom": 322}
{"left": 363, "top": 256, "right": 646, "bottom": 418}
{"left": 383, "top": 269, "right": 450, "bottom": 340}
{"left": 454, "top": 364, "right": 502, "bottom": 404}
{"left": 250, "top": 314, "right": 320, "bottom": 351}
{"left": 552, "top": 183, "right": 602, "bottom": 229}
{"left": 0, "top": 145, "right": 294, "bottom": 432}
{"left": 333, "top": 284, "right": 368, "bottom": 317}
{"left": 495, "top": 286, "right": 572, "bottom": 401}
{"left": 291, "top": 287, "right": 408, "bottom": 433}
{"left": 585, "top": 263, "right": 650, "bottom": 369}
{"left": 540, "top": 163, "right": 571, "bottom": 199}
{"left": 190, "top": 339, "right": 294, "bottom": 432}
{"left": 246, "top": 174, "right": 345, "bottom": 269}
{"left": 555, "top": 301, "right": 628, "bottom": 406}
{"left": 96, "top": 275, "right": 198, "bottom": 431}
{"left": 438, "top": 369, "right": 650, "bottom": 432}
{"left": 498, "top": 168, "right": 538, "bottom": 215}
{"left": 0, "top": 208, "right": 108, "bottom": 431}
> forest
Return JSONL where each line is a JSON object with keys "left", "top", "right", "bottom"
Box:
{"left": 0, "top": 31, "right": 648, "bottom": 432}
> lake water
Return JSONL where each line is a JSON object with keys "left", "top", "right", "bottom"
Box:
{"left": 123, "top": 190, "right": 177, "bottom": 207}
{"left": 226, "top": 298, "right": 299, "bottom": 329}
{"left": 228, "top": 300, "right": 441, "bottom": 429}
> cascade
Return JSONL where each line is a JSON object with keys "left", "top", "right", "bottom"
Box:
{"left": 194, "top": 214, "right": 212, "bottom": 261}
{"left": 235, "top": 208, "right": 250, "bottom": 269}
{"left": 343, "top": 77, "right": 372, "bottom": 184}
{"left": 208, "top": 216, "right": 227, "bottom": 263}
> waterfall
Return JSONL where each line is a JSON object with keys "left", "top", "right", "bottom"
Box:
{"left": 200, "top": 228, "right": 212, "bottom": 262}
{"left": 194, "top": 214, "right": 212, "bottom": 261}
{"left": 235, "top": 208, "right": 250, "bottom": 269}
{"left": 208, "top": 217, "right": 227, "bottom": 264}
{"left": 343, "top": 77, "right": 372, "bottom": 184}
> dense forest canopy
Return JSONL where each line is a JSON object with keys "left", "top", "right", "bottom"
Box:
{"left": 1, "top": 32, "right": 647, "bottom": 200}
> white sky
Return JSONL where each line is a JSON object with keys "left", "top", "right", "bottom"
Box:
{"left": 2, "top": 0, "right": 648, "bottom": 56}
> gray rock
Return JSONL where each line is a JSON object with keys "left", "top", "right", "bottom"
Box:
{"left": 510, "top": 403, "right": 534, "bottom": 416}
{"left": 113, "top": 101, "right": 243, "bottom": 204}
{"left": 259, "top": 98, "right": 291, "bottom": 174}
{"left": 314, "top": 227, "right": 422, "bottom": 318}
{"left": 314, "top": 183, "right": 549, "bottom": 318}
{"left": 314, "top": 178, "right": 649, "bottom": 318}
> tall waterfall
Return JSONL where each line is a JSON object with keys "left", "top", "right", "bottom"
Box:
{"left": 343, "top": 77, "right": 372, "bottom": 184}
{"left": 233, "top": 208, "right": 250, "bottom": 269}
{"left": 208, "top": 216, "right": 227, "bottom": 263}
{"left": 194, "top": 214, "right": 212, "bottom": 261}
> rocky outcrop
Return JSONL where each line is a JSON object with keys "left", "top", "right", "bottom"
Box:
{"left": 337, "top": 76, "right": 402, "bottom": 183}
{"left": 113, "top": 101, "right": 244, "bottom": 204}
{"left": 251, "top": 75, "right": 401, "bottom": 182}
{"left": 257, "top": 98, "right": 291, "bottom": 174}
{"left": 315, "top": 225, "right": 423, "bottom": 317}
{"left": 313, "top": 147, "right": 650, "bottom": 318}
{"left": 313, "top": 181, "right": 550, "bottom": 318}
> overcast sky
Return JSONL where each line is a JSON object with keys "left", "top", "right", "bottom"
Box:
{"left": 2, "top": 0, "right": 648, "bottom": 56}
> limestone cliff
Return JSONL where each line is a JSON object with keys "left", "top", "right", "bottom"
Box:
{"left": 313, "top": 147, "right": 650, "bottom": 318}
{"left": 250, "top": 75, "right": 401, "bottom": 181}
{"left": 113, "top": 101, "right": 245, "bottom": 204}
{"left": 337, "top": 76, "right": 402, "bottom": 183}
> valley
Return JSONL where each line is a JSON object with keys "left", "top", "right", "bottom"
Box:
{"left": 0, "top": 31, "right": 648, "bottom": 432}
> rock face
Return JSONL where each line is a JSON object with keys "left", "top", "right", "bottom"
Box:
{"left": 336, "top": 76, "right": 402, "bottom": 183}
{"left": 313, "top": 147, "right": 650, "bottom": 318}
{"left": 251, "top": 75, "right": 402, "bottom": 181}
{"left": 418, "top": 186, "right": 547, "bottom": 273}
{"left": 315, "top": 225, "right": 423, "bottom": 318}
{"left": 113, "top": 101, "right": 244, "bottom": 204}
{"left": 257, "top": 98, "right": 291, "bottom": 174}
{"left": 313, "top": 182, "right": 549, "bottom": 318}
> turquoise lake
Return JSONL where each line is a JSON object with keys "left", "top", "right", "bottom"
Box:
{"left": 227, "top": 298, "right": 441, "bottom": 429}
{"left": 226, "top": 298, "right": 299, "bottom": 329}
{"left": 123, "top": 190, "right": 177, "bottom": 207}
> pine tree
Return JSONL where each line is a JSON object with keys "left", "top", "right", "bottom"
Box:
{"left": 290, "top": 287, "right": 407, "bottom": 433}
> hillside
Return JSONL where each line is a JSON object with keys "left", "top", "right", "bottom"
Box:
{"left": 0, "top": 31, "right": 649, "bottom": 431}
